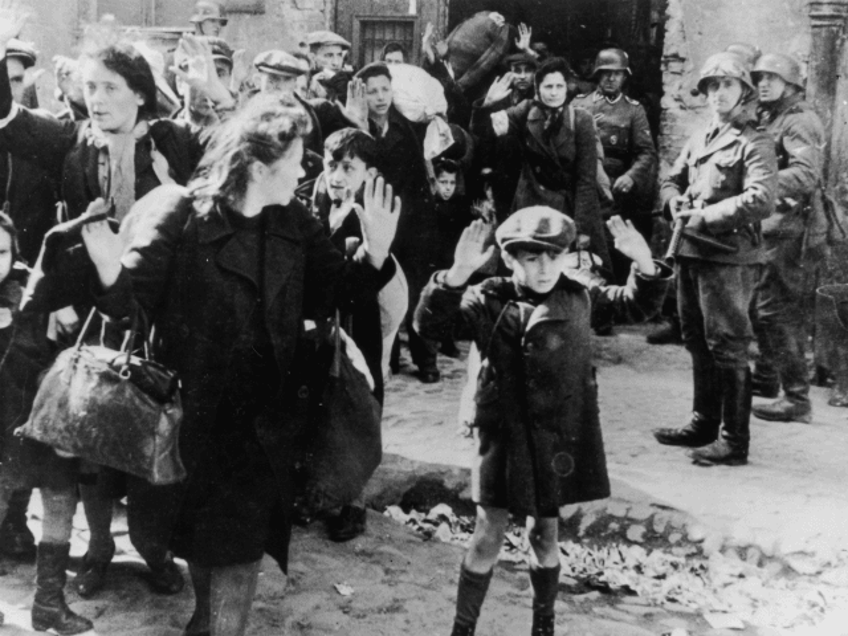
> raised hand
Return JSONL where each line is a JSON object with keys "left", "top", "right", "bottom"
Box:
{"left": 445, "top": 220, "right": 495, "bottom": 287}
{"left": 230, "top": 48, "right": 250, "bottom": 93}
{"left": 341, "top": 77, "right": 368, "bottom": 129}
{"left": 422, "top": 22, "right": 437, "bottom": 64}
{"left": 356, "top": 176, "right": 401, "bottom": 270}
{"left": 0, "top": 0, "right": 27, "bottom": 54}
{"left": 606, "top": 215, "right": 656, "bottom": 276}
{"left": 515, "top": 23, "right": 533, "bottom": 52}
{"left": 483, "top": 73, "right": 514, "bottom": 108}
{"left": 172, "top": 35, "right": 233, "bottom": 107}
{"left": 80, "top": 198, "right": 124, "bottom": 289}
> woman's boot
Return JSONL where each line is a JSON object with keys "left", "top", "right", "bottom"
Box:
{"left": 529, "top": 564, "right": 560, "bottom": 635}
{"left": 32, "top": 542, "right": 94, "bottom": 635}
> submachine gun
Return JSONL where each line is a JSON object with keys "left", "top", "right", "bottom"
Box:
{"left": 664, "top": 197, "right": 739, "bottom": 265}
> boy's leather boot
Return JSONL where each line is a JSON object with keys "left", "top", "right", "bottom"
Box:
{"left": 529, "top": 564, "right": 560, "bottom": 635}
{"left": 450, "top": 564, "right": 493, "bottom": 636}
{"left": 32, "top": 542, "right": 94, "bottom": 635}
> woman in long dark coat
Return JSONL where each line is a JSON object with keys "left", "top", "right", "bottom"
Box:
{"left": 0, "top": 14, "right": 234, "bottom": 599}
{"left": 471, "top": 57, "right": 611, "bottom": 270}
{"left": 80, "top": 94, "right": 400, "bottom": 636}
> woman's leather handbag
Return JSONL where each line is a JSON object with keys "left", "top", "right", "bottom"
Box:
{"left": 17, "top": 308, "right": 186, "bottom": 485}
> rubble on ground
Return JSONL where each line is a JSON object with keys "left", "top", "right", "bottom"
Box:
{"left": 385, "top": 503, "right": 848, "bottom": 633}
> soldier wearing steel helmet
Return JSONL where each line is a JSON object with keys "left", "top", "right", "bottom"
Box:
{"left": 749, "top": 53, "right": 825, "bottom": 423}
{"left": 573, "top": 48, "right": 658, "bottom": 284}
{"left": 189, "top": 1, "right": 228, "bottom": 38}
{"left": 652, "top": 51, "right": 777, "bottom": 467}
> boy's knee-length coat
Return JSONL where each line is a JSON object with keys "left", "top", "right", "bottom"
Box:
{"left": 414, "top": 265, "right": 670, "bottom": 517}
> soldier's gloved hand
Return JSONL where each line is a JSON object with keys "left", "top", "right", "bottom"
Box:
{"left": 667, "top": 195, "right": 688, "bottom": 220}
{"left": 612, "top": 174, "right": 635, "bottom": 195}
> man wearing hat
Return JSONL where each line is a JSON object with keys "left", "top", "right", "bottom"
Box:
{"left": 174, "top": 36, "right": 234, "bottom": 128}
{"left": 0, "top": 38, "right": 62, "bottom": 563}
{"left": 414, "top": 211, "right": 670, "bottom": 636}
{"left": 749, "top": 53, "right": 824, "bottom": 423}
{"left": 253, "top": 49, "right": 352, "bottom": 156}
{"left": 573, "top": 48, "right": 658, "bottom": 284}
{"left": 305, "top": 31, "right": 352, "bottom": 100}
{"left": 190, "top": 1, "right": 228, "bottom": 38}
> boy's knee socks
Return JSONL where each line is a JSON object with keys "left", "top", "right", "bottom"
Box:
{"left": 529, "top": 563, "right": 560, "bottom": 617}
{"left": 454, "top": 563, "right": 493, "bottom": 628}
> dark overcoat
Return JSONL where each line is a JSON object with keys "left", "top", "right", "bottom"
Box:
{"left": 97, "top": 185, "right": 395, "bottom": 563}
{"left": 414, "top": 264, "right": 670, "bottom": 517}
{"left": 471, "top": 99, "right": 611, "bottom": 269}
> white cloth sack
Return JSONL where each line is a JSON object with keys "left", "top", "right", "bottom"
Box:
{"left": 388, "top": 64, "right": 453, "bottom": 160}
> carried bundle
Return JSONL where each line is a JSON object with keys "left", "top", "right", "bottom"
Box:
{"left": 388, "top": 63, "right": 454, "bottom": 160}
{"left": 445, "top": 12, "right": 511, "bottom": 91}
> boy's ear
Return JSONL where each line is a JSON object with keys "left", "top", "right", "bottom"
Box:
{"left": 501, "top": 249, "right": 515, "bottom": 272}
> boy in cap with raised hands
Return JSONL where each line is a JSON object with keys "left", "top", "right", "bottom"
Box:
{"left": 414, "top": 209, "right": 670, "bottom": 636}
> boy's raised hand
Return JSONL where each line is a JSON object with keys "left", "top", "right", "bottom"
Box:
{"left": 445, "top": 220, "right": 495, "bottom": 288}
{"left": 606, "top": 215, "right": 657, "bottom": 276}
{"left": 356, "top": 176, "right": 401, "bottom": 270}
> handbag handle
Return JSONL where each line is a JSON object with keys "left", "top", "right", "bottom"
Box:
{"left": 75, "top": 306, "right": 150, "bottom": 379}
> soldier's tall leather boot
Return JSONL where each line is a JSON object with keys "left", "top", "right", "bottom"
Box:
{"left": 653, "top": 353, "right": 721, "bottom": 447}
{"left": 753, "top": 324, "right": 812, "bottom": 423}
{"left": 689, "top": 366, "right": 751, "bottom": 466}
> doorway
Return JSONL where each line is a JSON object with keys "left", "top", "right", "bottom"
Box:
{"left": 447, "top": 0, "right": 667, "bottom": 138}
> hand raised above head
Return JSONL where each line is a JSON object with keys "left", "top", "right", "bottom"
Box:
{"left": 356, "top": 176, "right": 401, "bottom": 270}
{"left": 606, "top": 215, "right": 656, "bottom": 276}
{"left": 445, "top": 219, "right": 495, "bottom": 287}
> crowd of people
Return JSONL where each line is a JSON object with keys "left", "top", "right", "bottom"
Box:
{"left": 0, "top": 0, "right": 835, "bottom": 635}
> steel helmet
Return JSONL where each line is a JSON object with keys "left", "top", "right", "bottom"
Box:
{"left": 724, "top": 43, "right": 761, "bottom": 68}
{"left": 190, "top": 1, "right": 228, "bottom": 26}
{"left": 752, "top": 53, "right": 804, "bottom": 89}
{"left": 696, "top": 52, "right": 754, "bottom": 95}
{"left": 591, "top": 48, "right": 631, "bottom": 78}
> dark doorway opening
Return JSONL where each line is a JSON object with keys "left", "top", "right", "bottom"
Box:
{"left": 447, "top": 0, "right": 667, "bottom": 139}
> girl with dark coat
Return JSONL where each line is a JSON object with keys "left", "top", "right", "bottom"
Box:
{"left": 0, "top": 12, "right": 235, "bottom": 599}
{"left": 0, "top": 212, "right": 93, "bottom": 634}
{"left": 471, "top": 57, "right": 612, "bottom": 271}
{"left": 80, "top": 95, "right": 400, "bottom": 636}
{"left": 415, "top": 210, "right": 670, "bottom": 636}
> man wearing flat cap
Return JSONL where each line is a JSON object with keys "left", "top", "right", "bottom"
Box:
{"left": 190, "top": 1, "right": 228, "bottom": 38}
{"left": 305, "top": 31, "right": 352, "bottom": 100}
{"left": 252, "top": 49, "right": 354, "bottom": 157}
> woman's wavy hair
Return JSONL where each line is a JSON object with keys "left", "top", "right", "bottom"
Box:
{"left": 189, "top": 94, "right": 312, "bottom": 212}
{"left": 81, "top": 42, "right": 158, "bottom": 120}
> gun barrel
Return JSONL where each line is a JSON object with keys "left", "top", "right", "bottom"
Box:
{"left": 664, "top": 218, "right": 686, "bottom": 265}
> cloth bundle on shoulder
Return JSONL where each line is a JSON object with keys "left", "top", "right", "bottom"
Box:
{"left": 16, "top": 308, "right": 185, "bottom": 485}
{"left": 445, "top": 12, "right": 511, "bottom": 92}
{"left": 292, "top": 312, "right": 382, "bottom": 514}
{"left": 388, "top": 63, "right": 453, "bottom": 160}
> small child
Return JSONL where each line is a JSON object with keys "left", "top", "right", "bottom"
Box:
{"left": 0, "top": 211, "right": 93, "bottom": 632}
{"left": 414, "top": 207, "right": 671, "bottom": 636}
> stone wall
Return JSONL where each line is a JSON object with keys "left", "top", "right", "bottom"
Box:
{"left": 20, "top": 0, "right": 329, "bottom": 113}
{"left": 659, "top": 0, "right": 811, "bottom": 171}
